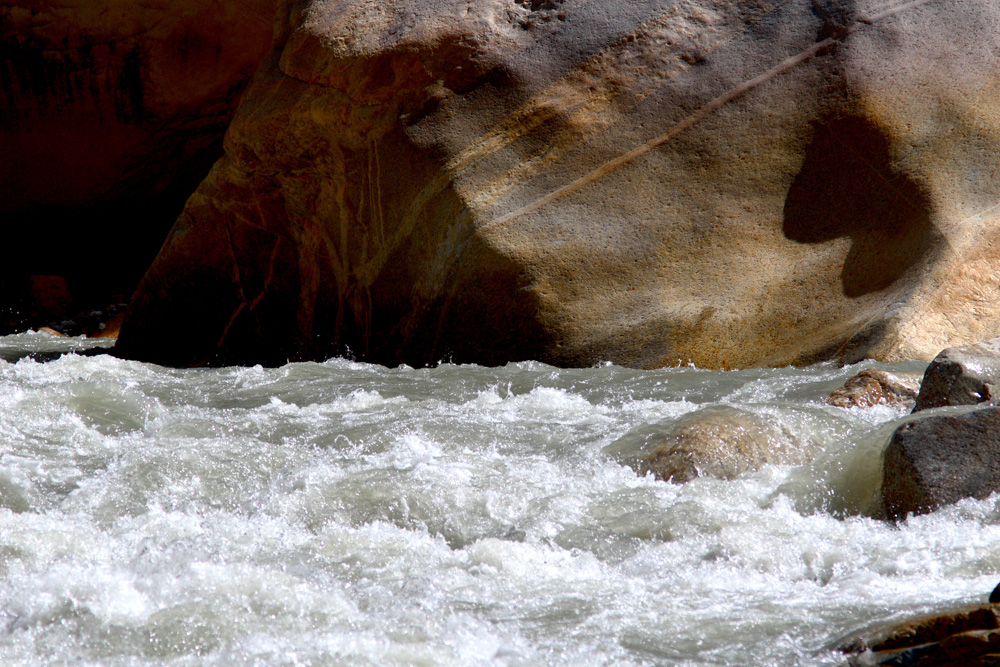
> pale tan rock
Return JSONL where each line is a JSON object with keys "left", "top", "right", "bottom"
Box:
{"left": 116, "top": 0, "right": 1000, "bottom": 368}
{"left": 641, "top": 408, "right": 794, "bottom": 483}
{"left": 828, "top": 369, "right": 920, "bottom": 409}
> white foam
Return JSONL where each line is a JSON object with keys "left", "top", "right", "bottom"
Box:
{"left": 5, "top": 346, "right": 990, "bottom": 666}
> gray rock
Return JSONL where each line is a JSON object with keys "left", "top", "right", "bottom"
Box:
{"left": 913, "top": 338, "right": 1000, "bottom": 412}
{"left": 882, "top": 407, "right": 1000, "bottom": 520}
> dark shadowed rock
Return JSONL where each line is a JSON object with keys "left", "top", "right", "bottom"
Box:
{"left": 828, "top": 369, "right": 921, "bottom": 409}
{"left": 913, "top": 338, "right": 1000, "bottom": 412}
{"left": 1, "top": 0, "right": 278, "bottom": 331}
{"left": 117, "top": 0, "right": 1000, "bottom": 368}
{"left": 1, "top": 0, "right": 277, "bottom": 214}
{"left": 882, "top": 407, "right": 1000, "bottom": 520}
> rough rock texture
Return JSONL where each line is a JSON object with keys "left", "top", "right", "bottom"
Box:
{"left": 1, "top": 0, "right": 277, "bottom": 331}
{"left": 839, "top": 602, "right": 1000, "bottom": 667}
{"left": 913, "top": 338, "right": 1000, "bottom": 412}
{"left": 828, "top": 368, "right": 921, "bottom": 409}
{"left": 117, "top": 0, "right": 1000, "bottom": 368}
{"left": 640, "top": 407, "right": 797, "bottom": 483}
{"left": 882, "top": 407, "right": 1000, "bottom": 520}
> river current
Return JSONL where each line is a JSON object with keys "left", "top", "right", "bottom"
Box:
{"left": 1, "top": 331, "right": 998, "bottom": 666}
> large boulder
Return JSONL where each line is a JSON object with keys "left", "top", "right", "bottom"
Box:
{"left": 882, "top": 407, "right": 1000, "bottom": 520}
{"left": 913, "top": 338, "right": 1000, "bottom": 412}
{"left": 117, "top": 0, "right": 1000, "bottom": 368}
{"left": 1, "top": 0, "right": 277, "bottom": 330}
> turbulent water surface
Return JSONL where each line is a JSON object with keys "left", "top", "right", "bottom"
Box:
{"left": 1, "top": 331, "right": 998, "bottom": 666}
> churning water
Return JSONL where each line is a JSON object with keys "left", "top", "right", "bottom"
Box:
{"left": 1, "top": 331, "right": 999, "bottom": 666}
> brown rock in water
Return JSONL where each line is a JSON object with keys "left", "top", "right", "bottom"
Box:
{"left": 89, "top": 312, "right": 126, "bottom": 339}
{"left": 913, "top": 338, "right": 1000, "bottom": 412}
{"left": 642, "top": 408, "right": 788, "bottom": 483}
{"left": 882, "top": 407, "right": 1000, "bottom": 520}
{"left": 828, "top": 369, "right": 921, "bottom": 409}
{"left": 839, "top": 602, "right": 1000, "bottom": 667}
{"left": 116, "top": 0, "right": 1000, "bottom": 368}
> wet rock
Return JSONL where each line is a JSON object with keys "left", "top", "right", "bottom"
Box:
{"left": 90, "top": 312, "right": 126, "bottom": 339}
{"left": 40, "top": 302, "right": 129, "bottom": 339}
{"left": 641, "top": 407, "right": 792, "bottom": 483}
{"left": 882, "top": 407, "right": 1000, "bottom": 520}
{"left": 118, "top": 0, "right": 1000, "bottom": 368}
{"left": 913, "top": 338, "right": 1000, "bottom": 412}
{"left": 36, "top": 327, "right": 64, "bottom": 337}
{"left": 839, "top": 601, "right": 1000, "bottom": 667}
{"left": 828, "top": 369, "right": 921, "bottom": 409}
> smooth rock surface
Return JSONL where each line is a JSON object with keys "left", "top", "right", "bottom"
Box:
{"left": 913, "top": 338, "right": 1000, "bottom": 412}
{"left": 828, "top": 368, "right": 921, "bottom": 409}
{"left": 882, "top": 407, "right": 1000, "bottom": 520}
{"left": 641, "top": 406, "right": 796, "bottom": 483}
{"left": 117, "top": 0, "right": 1000, "bottom": 368}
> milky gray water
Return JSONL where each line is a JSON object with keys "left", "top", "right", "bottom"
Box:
{"left": 1, "top": 331, "right": 999, "bottom": 666}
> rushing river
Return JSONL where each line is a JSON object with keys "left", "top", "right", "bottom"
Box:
{"left": 1, "top": 332, "right": 998, "bottom": 666}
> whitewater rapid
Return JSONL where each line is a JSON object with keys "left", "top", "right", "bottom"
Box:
{"left": 1, "top": 332, "right": 998, "bottom": 666}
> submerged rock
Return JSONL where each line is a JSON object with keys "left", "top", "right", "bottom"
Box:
{"left": 881, "top": 407, "right": 1000, "bottom": 520}
{"left": 117, "top": 0, "right": 1000, "bottom": 368}
{"left": 640, "top": 407, "right": 796, "bottom": 483}
{"left": 913, "top": 338, "right": 1000, "bottom": 412}
{"left": 828, "top": 369, "right": 921, "bottom": 409}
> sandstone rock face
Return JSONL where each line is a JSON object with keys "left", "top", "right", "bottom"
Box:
{"left": 1, "top": 0, "right": 277, "bottom": 331}
{"left": 913, "top": 338, "right": 1000, "bottom": 412}
{"left": 117, "top": 0, "right": 1000, "bottom": 368}
{"left": 828, "top": 368, "right": 921, "bottom": 409}
{"left": 839, "top": 602, "right": 1000, "bottom": 667}
{"left": 882, "top": 407, "right": 1000, "bottom": 520}
{"left": 640, "top": 407, "right": 796, "bottom": 483}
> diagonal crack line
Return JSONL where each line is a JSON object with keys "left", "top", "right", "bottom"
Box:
{"left": 480, "top": 0, "right": 937, "bottom": 233}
